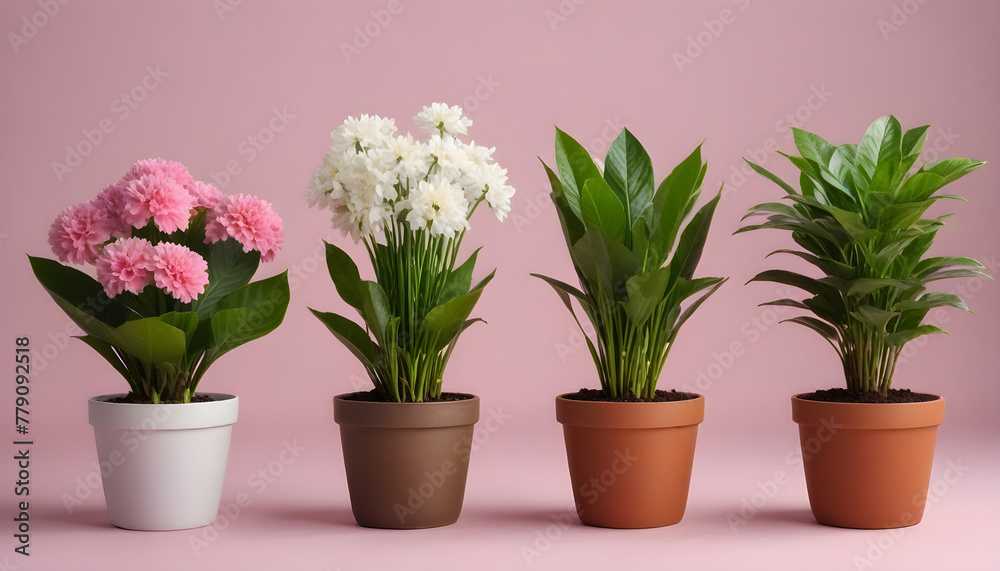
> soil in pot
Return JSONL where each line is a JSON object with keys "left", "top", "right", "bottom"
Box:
{"left": 563, "top": 388, "right": 699, "bottom": 403}
{"left": 798, "top": 387, "right": 938, "bottom": 404}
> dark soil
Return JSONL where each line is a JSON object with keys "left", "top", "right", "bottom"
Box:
{"left": 562, "top": 388, "right": 699, "bottom": 403}
{"left": 107, "top": 393, "right": 217, "bottom": 404}
{"left": 342, "top": 390, "right": 475, "bottom": 403}
{"left": 798, "top": 388, "right": 939, "bottom": 404}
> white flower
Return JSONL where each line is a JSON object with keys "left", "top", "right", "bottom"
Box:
{"left": 388, "top": 133, "right": 431, "bottom": 187}
{"left": 330, "top": 114, "right": 397, "bottom": 155}
{"left": 481, "top": 162, "right": 515, "bottom": 221}
{"left": 405, "top": 176, "right": 470, "bottom": 238}
{"left": 414, "top": 103, "right": 472, "bottom": 136}
{"left": 305, "top": 153, "right": 340, "bottom": 210}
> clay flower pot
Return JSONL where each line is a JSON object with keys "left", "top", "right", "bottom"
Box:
{"left": 333, "top": 393, "right": 480, "bottom": 529}
{"left": 791, "top": 393, "right": 945, "bottom": 529}
{"left": 88, "top": 393, "right": 238, "bottom": 531}
{"left": 555, "top": 393, "right": 704, "bottom": 529}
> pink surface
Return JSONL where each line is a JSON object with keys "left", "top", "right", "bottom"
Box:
{"left": 2, "top": 1, "right": 999, "bottom": 569}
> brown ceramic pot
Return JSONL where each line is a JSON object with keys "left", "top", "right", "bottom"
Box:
{"left": 555, "top": 393, "right": 704, "bottom": 529}
{"left": 333, "top": 393, "right": 480, "bottom": 529}
{"left": 791, "top": 393, "right": 945, "bottom": 529}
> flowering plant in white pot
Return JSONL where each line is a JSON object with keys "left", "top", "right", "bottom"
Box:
{"left": 29, "top": 158, "right": 289, "bottom": 530}
{"left": 306, "top": 102, "right": 514, "bottom": 403}
{"left": 306, "top": 103, "right": 514, "bottom": 529}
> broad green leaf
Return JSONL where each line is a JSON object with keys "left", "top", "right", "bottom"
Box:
{"left": 360, "top": 280, "right": 392, "bottom": 343}
{"left": 580, "top": 177, "right": 627, "bottom": 242}
{"left": 111, "top": 317, "right": 187, "bottom": 365}
{"left": 885, "top": 325, "right": 945, "bottom": 347}
{"left": 857, "top": 115, "right": 902, "bottom": 180}
{"left": 28, "top": 256, "right": 133, "bottom": 329}
{"left": 205, "top": 272, "right": 290, "bottom": 359}
{"left": 793, "top": 128, "right": 838, "bottom": 167}
{"left": 554, "top": 127, "right": 603, "bottom": 219}
{"left": 542, "top": 159, "right": 586, "bottom": 250}
{"left": 669, "top": 276, "right": 727, "bottom": 336}
{"left": 892, "top": 292, "right": 969, "bottom": 313}
{"left": 159, "top": 311, "right": 199, "bottom": 347}
{"left": 669, "top": 189, "right": 721, "bottom": 282}
{"left": 603, "top": 128, "right": 655, "bottom": 229}
{"left": 572, "top": 228, "right": 642, "bottom": 298}
{"left": 748, "top": 269, "right": 839, "bottom": 299}
{"left": 646, "top": 144, "right": 706, "bottom": 267}
{"left": 324, "top": 241, "right": 366, "bottom": 310}
{"left": 437, "top": 247, "right": 481, "bottom": 305}
{"left": 845, "top": 278, "right": 914, "bottom": 297}
{"left": 191, "top": 238, "right": 259, "bottom": 314}
{"left": 782, "top": 316, "right": 842, "bottom": 345}
{"left": 900, "top": 125, "right": 930, "bottom": 158}
{"left": 208, "top": 308, "right": 247, "bottom": 347}
{"left": 309, "top": 309, "right": 377, "bottom": 366}
{"left": 77, "top": 335, "right": 134, "bottom": 383}
{"left": 745, "top": 160, "right": 796, "bottom": 195}
{"left": 851, "top": 305, "right": 897, "bottom": 332}
{"left": 422, "top": 270, "right": 495, "bottom": 351}
{"left": 621, "top": 267, "right": 673, "bottom": 327}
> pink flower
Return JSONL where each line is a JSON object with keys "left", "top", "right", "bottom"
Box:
{"left": 188, "top": 181, "right": 222, "bottom": 209}
{"left": 123, "top": 158, "right": 195, "bottom": 190}
{"left": 148, "top": 243, "right": 209, "bottom": 304}
{"left": 94, "top": 183, "right": 132, "bottom": 238}
{"left": 96, "top": 238, "right": 154, "bottom": 297}
{"left": 47, "top": 202, "right": 114, "bottom": 265}
{"left": 120, "top": 172, "right": 194, "bottom": 234}
{"left": 205, "top": 194, "right": 284, "bottom": 263}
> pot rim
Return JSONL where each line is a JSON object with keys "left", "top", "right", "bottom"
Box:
{"left": 88, "top": 393, "right": 239, "bottom": 430}
{"left": 333, "top": 392, "right": 480, "bottom": 428}
{"left": 555, "top": 393, "right": 705, "bottom": 429}
{"left": 791, "top": 393, "right": 944, "bottom": 429}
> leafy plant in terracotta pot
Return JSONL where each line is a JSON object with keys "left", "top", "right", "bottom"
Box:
{"left": 737, "top": 115, "right": 987, "bottom": 528}
{"left": 30, "top": 158, "right": 289, "bottom": 530}
{"left": 306, "top": 103, "right": 514, "bottom": 529}
{"left": 534, "top": 127, "right": 726, "bottom": 528}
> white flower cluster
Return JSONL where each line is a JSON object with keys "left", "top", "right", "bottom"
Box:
{"left": 307, "top": 103, "right": 515, "bottom": 241}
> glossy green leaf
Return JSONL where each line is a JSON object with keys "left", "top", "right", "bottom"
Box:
{"left": 603, "top": 128, "right": 655, "bottom": 229}
{"left": 580, "top": 176, "right": 627, "bottom": 242}
{"left": 309, "top": 309, "right": 377, "bottom": 367}
{"left": 554, "top": 127, "right": 603, "bottom": 219}
{"left": 324, "top": 241, "right": 366, "bottom": 310}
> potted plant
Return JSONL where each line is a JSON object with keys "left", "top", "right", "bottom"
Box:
{"left": 737, "top": 115, "right": 987, "bottom": 528}
{"left": 30, "top": 158, "right": 289, "bottom": 530}
{"left": 305, "top": 103, "right": 514, "bottom": 529}
{"left": 533, "top": 127, "right": 726, "bottom": 528}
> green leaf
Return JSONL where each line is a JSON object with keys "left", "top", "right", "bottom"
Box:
{"left": 554, "top": 127, "right": 604, "bottom": 219}
{"left": 748, "top": 269, "right": 839, "bottom": 299}
{"left": 892, "top": 292, "right": 969, "bottom": 313}
{"left": 324, "top": 241, "right": 366, "bottom": 311}
{"left": 646, "top": 144, "right": 707, "bottom": 266}
{"left": 191, "top": 238, "right": 260, "bottom": 314}
{"left": 621, "top": 267, "right": 673, "bottom": 327}
{"left": 360, "top": 281, "right": 392, "bottom": 343}
{"left": 580, "top": 176, "right": 627, "bottom": 242}
{"left": 422, "top": 270, "right": 495, "bottom": 351}
{"left": 28, "top": 255, "right": 133, "bottom": 330}
{"left": 851, "top": 305, "right": 898, "bottom": 332}
{"left": 76, "top": 336, "right": 134, "bottom": 383}
{"left": 845, "top": 278, "right": 914, "bottom": 297}
{"left": 437, "top": 247, "right": 481, "bottom": 305}
{"left": 111, "top": 317, "right": 187, "bottom": 365}
{"left": 745, "top": 160, "right": 796, "bottom": 195}
{"left": 669, "top": 189, "right": 721, "bottom": 282}
{"left": 572, "top": 228, "right": 641, "bottom": 298}
{"left": 208, "top": 308, "right": 247, "bottom": 347}
{"left": 309, "top": 309, "right": 377, "bottom": 367}
{"left": 857, "top": 115, "right": 902, "bottom": 181}
{"left": 885, "top": 325, "right": 945, "bottom": 347}
{"left": 542, "top": 159, "right": 586, "bottom": 250}
{"left": 159, "top": 311, "right": 199, "bottom": 347}
{"left": 603, "top": 128, "right": 655, "bottom": 229}
{"left": 782, "top": 316, "right": 842, "bottom": 345}
{"left": 669, "top": 276, "right": 727, "bottom": 336}
{"left": 530, "top": 274, "right": 601, "bottom": 370}
{"left": 205, "top": 272, "right": 290, "bottom": 360}
{"left": 793, "top": 128, "right": 838, "bottom": 167}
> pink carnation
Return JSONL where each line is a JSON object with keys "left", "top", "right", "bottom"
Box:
{"left": 148, "top": 243, "right": 209, "bottom": 304}
{"left": 205, "top": 194, "right": 284, "bottom": 263}
{"left": 120, "top": 172, "right": 194, "bottom": 234}
{"left": 189, "top": 181, "right": 222, "bottom": 209}
{"left": 96, "top": 237, "right": 154, "bottom": 297}
{"left": 123, "top": 158, "right": 195, "bottom": 190}
{"left": 47, "top": 202, "right": 113, "bottom": 265}
{"left": 94, "top": 183, "right": 132, "bottom": 238}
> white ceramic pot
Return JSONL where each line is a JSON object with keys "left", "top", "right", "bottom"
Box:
{"left": 88, "top": 393, "right": 239, "bottom": 531}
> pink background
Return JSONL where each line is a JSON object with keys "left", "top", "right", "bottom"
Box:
{"left": 2, "top": 1, "right": 999, "bottom": 569}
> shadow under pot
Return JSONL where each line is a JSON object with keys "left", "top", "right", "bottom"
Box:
{"left": 333, "top": 393, "right": 480, "bottom": 529}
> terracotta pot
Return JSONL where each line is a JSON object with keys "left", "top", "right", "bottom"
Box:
{"left": 88, "top": 393, "right": 238, "bottom": 531}
{"left": 791, "top": 393, "right": 945, "bottom": 529}
{"left": 555, "top": 393, "right": 704, "bottom": 529}
{"left": 333, "top": 393, "right": 479, "bottom": 529}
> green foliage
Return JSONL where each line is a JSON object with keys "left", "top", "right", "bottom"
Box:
{"left": 737, "top": 115, "right": 988, "bottom": 396}
{"left": 29, "top": 239, "right": 289, "bottom": 404}
{"left": 311, "top": 234, "right": 492, "bottom": 403}
{"left": 535, "top": 127, "right": 726, "bottom": 399}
